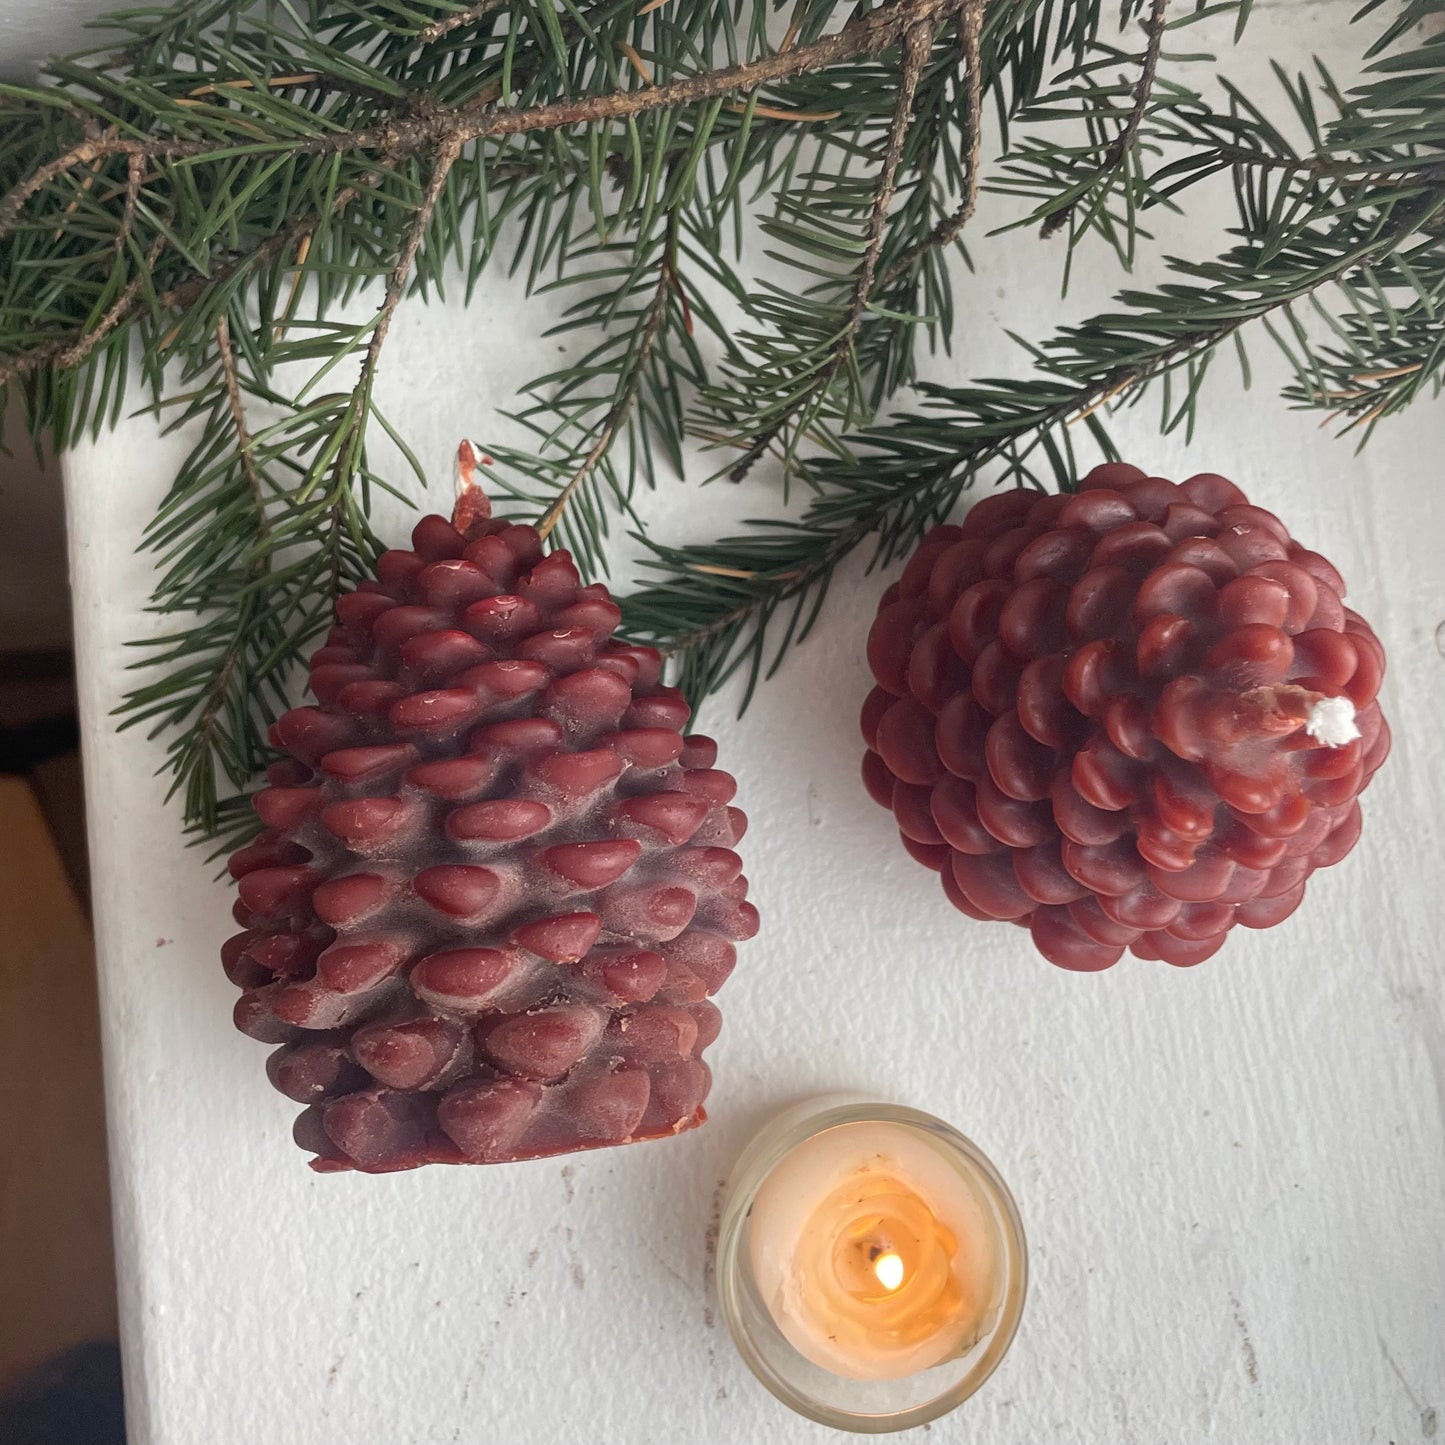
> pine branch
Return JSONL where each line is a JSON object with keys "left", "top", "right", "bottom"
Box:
{"left": 536, "top": 219, "right": 679, "bottom": 543}
{"left": 726, "top": 17, "right": 937, "bottom": 482}
{"left": 110, "top": 139, "right": 466, "bottom": 821}
{"left": 1039, "top": 0, "right": 1168, "bottom": 239}
{"left": 886, "top": 0, "right": 986, "bottom": 276}
{"left": 354, "top": 138, "right": 461, "bottom": 405}
{"left": 1281, "top": 236, "right": 1445, "bottom": 436}
{"left": 0, "top": 234, "right": 163, "bottom": 391}
{"left": 629, "top": 154, "right": 1445, "bottom": 699}
{"left": 184, "top": 315, "right": 272, "bottom": 803}
{"left": 414, "top": 1, "right": 508, "bottom": 49}
{"left": 700, "top": 0, "right": 1170, "bottom": 493}
{"left": 477, "top": 200, "right": 717, "bottom": 577}
{"left": 214, "top": 315, "right": 266, "bottom": 519}
{"left": 0, "top": 0, "right": 947, "bottom": 235}
{"left": 5, "top": 0, "right": 1441, "bottom": 835}
{"left": 0, "top": 188, "right": 353, "bottom": 394}
{"left": 118, "top": 322, "right": 288, "bottom": 825}
{"left": 0, "top": 0, "right": 1137, "bottom": 404}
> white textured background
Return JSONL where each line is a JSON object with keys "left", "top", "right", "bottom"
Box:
{"left": 50, "top": 0, "right": 1445, "bottom": 1440}
{"left": 0, "top": 0, "right": 122, "bottom": 79}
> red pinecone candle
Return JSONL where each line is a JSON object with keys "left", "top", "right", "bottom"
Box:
{"left": 861, "top": 463, "right": 1389, "bottom": 970}
{"left": 224, "top": 444, "right": 757, "bottom": 1171}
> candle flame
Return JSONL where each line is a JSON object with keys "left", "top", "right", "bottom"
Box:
{"left": 873, "top": 1251, "right": 905, "bottom": 1292}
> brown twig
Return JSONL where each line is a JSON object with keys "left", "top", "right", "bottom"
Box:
{"left": 1040, "top": 0, "right": 1169, "bottom": 239}
{"left": 1100, "top": 0, "right": 1170, "bottom": 171}
{"left": 213, "top": 315, "right": 268, "bottom": 522}
{"left": 883, "top": 0, "right": 985, "bottom": 282}
{"left": 0, "top": 0, "right": 943, "bottom": 238}
{"left": 415, "top": 0, "right": 506, "bottom": 48}
{"left": 843, "top": 23, "right": 933, "bottom": 348}
{"left": 0, "top": 234, "right": 165, "bottom": 391}
{"left": 728, "top": 14, "right": 938, "bottom": 482}
{"left": 113, "top": 152, "right": 144, "bottom": 258}
{"left": 186, "top": 316, "right": 274, "bottom": 771}
{"left": 319, "top": 139, "right": 461, "bottom": 509}
{"left": 0, "top": 189, "right": 357, "bottom": 390}
{"left": 421, "top": 0, "right": 943, "bottom": 145}
{"left": 368, "top": 142, "right": 459, "bottom": 377}
{"left": 536, "top": 238, "right": 677, "bottom": 542}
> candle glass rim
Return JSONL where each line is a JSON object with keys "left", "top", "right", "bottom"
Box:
{"left": 715, "top": 1097, "right": 1028, "bottom": 1434}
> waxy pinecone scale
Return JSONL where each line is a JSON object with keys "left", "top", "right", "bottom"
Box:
{"left": 224, "top": 449, "right": 757, "bottom": 1171}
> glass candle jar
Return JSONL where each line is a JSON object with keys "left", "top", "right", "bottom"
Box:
{"left": 715, "top": 1097, "right": 1027, "bottom": 1432}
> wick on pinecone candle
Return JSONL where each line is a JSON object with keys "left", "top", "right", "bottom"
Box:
{"left": 861, "top": 463, "right": 1390, "bottom": 970}
{"left": 717, "top": 1100, "right": 1026, "bottom": 1431}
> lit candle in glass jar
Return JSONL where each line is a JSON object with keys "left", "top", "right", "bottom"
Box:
{"left": 717, "top": 1100, "right": 1025, "bottom": 1432}
{"left": 750, "top": 1120, "right": 1001, "bottom": 1380}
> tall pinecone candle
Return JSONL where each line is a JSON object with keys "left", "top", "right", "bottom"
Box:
{"left": 224, "top": 444, "right": 757, "bottom": 1171}
{"left": 861, "top": 463, "right": 1389, "bottom": 971}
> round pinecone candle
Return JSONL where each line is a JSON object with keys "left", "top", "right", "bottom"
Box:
{"left": 224, "top": 444, "right": 757, "bottom": 1171}
{"left": 861, "top": 463, "right": 1389, "bottom": 971}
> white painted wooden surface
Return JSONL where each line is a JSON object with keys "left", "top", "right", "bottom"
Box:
{"left": 60, "top": 3, "right": 1444, "bottom": 1441}
{"left": 0, "top": 0, "right": 126, "bottom": 81}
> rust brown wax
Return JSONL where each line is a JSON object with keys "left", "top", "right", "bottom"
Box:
{"left": 861, "top": 463, "right": 1389, "bottom": 969}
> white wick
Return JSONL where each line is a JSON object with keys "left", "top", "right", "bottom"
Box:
{"left": 1304, "top": 695, "right": 1360, "bottom": 748}
{"left": 454, "top": 439, "right": 484, "bottom": 498}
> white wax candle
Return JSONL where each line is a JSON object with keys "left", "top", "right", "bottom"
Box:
{"left": 748, "top": 1120, "right": 1003, "bottom": 1381}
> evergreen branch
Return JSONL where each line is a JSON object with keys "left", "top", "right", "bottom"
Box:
{"left": 627, "top": 373, "right": 1109, "bottom": 681}
{"left": 214, "top": 315, "right": 266, "bottom": 524}
{"left": 0, "top": 132, "right": 119, "bottom": 237}
{"left": 114, "top": 151, "right": 144, "bottom": 257}
{"left": 108, "top": 142, "right": 463, "bottom": 822}
{"left": 0, "top": 0, "right": 1119, "bottom": 399}
{"left": 0, "top": 234, "right": 163, "bottom": 390}
{"left": 310, "top": 142, "right": 460, "bottom": 586}
{"left": 5, "top": 0, "right": 1440, "bottom": 833}
{"left": 0, "top": 0, "right": 948, "bottom": 236}
{"left": 842, "top": 22, "right": 936, "bottom": 357}
{"left": 0, "top": 190, "right": 351, "bottom": 392}
{"left": 537, "top": 220, "right": 678, "bottom": 542}
{"left": 117, "top": 328, "right": 289, "bottom": 825}
{"left": 415, "top": 1, "right": 507, "bottom": 49}
{"left": 478, "top": 200, "right": 719, "bottom": 577}
{"left": 887, "top": 0, "right": 986, "bottom": 277}
{"left": 1038, "top": 0, "right": 1169, "bottom": 239}
{"left": 186, "top": 315, "right": 270, "bottom": 794}
{"left": 365, "top": 139, "right": 461, "bottom": 389}
{"left": 1280, "top": 237, "right": 1445, "bottom": 435}
{"left": 727, "top": 16, "right": 938, "bottom": 482}
{"left": 699, "top": 0, "right": 1154, "bottom": 494}
{"left": 630, "top": 159, "right": 1445, "bottom": 696}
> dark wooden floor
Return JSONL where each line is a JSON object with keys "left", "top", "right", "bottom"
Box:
{"left": 0, "top": 653, "right": 118, "bottom": 1398}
